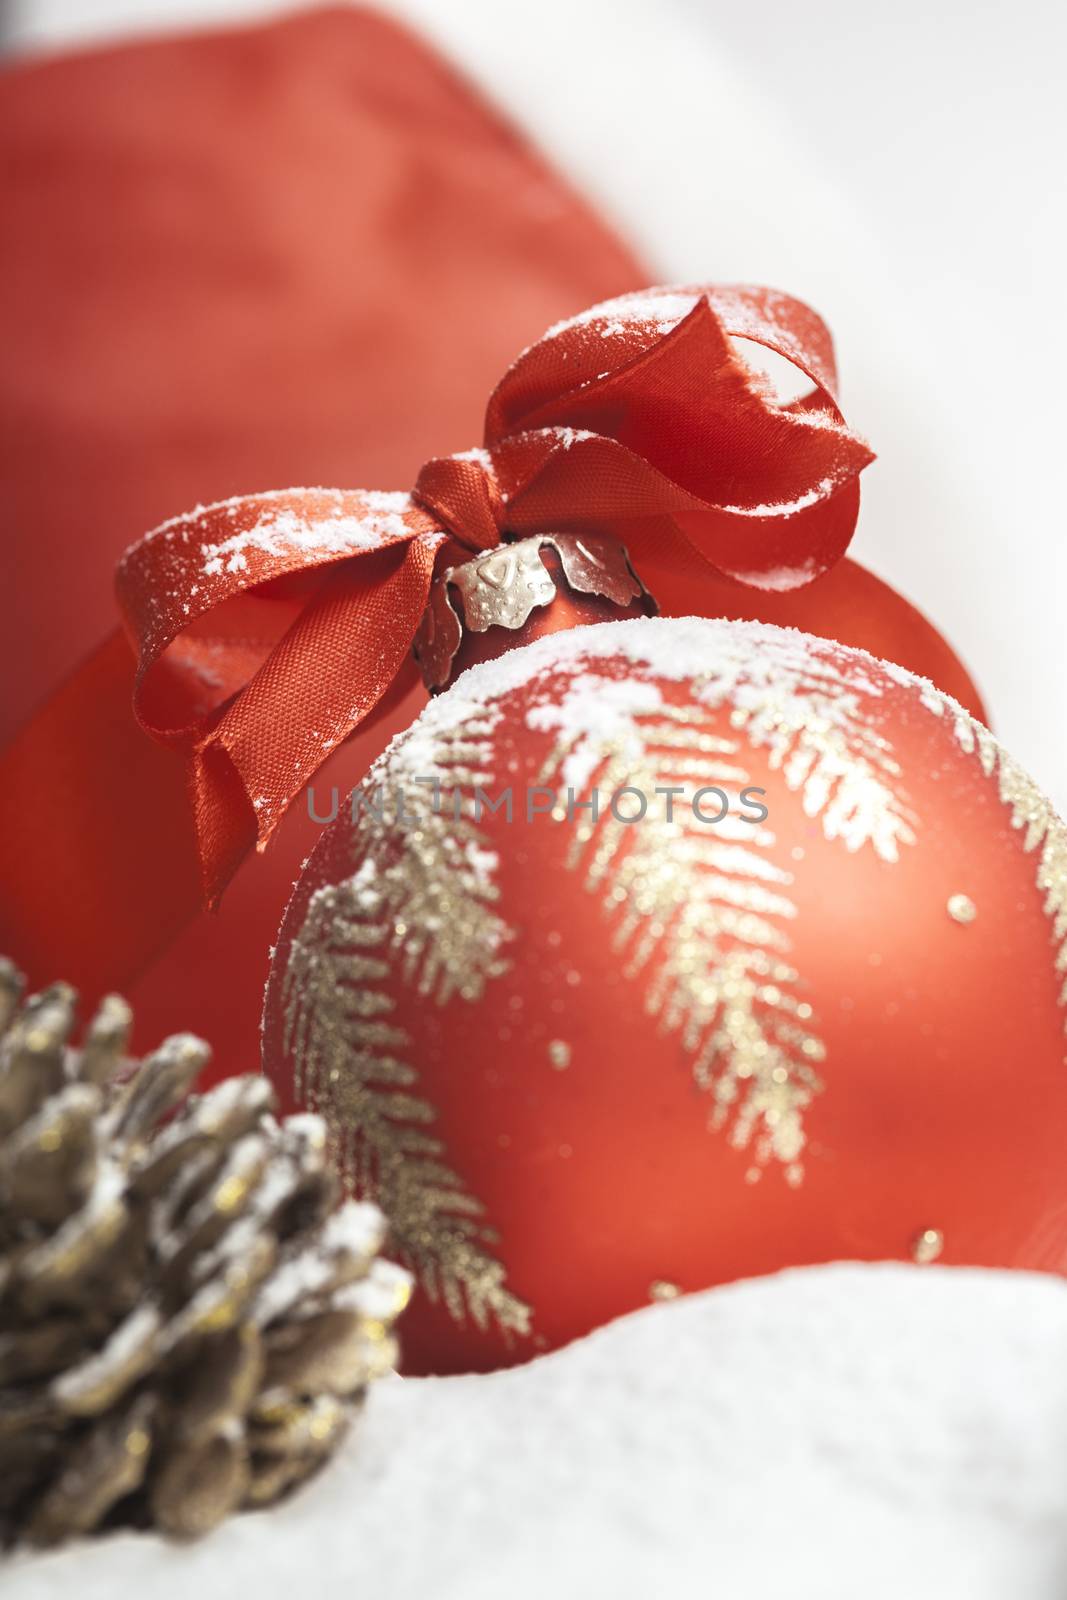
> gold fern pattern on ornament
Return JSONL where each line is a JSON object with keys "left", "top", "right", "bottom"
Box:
{"left": 523, "top": 632, "right": 928, "bottom": 1181}
{"left": 282, "top": 717, "right": 531, "bottom": 1341}
{"left": 919, "top": 687, "right": 1067, "bottom": 1024}
{"left": 692, "top": 636, "right": 917, "bottom": 862}
{"left": 536, "top": 700, "right": 825, "bottom": 1183}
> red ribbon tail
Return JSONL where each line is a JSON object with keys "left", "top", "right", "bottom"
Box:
{"left": 187, "top": 535, "right": 443, "bottom": 906}
{"left": 188, "top": 739, "right": 260, "bottom": 911}
{"left": 0, "top": 631, "right": 202, "bottom": 997}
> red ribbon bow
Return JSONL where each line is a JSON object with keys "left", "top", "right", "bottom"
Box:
{"left": 115, "top": 285, "right": 872, "bottom": 903}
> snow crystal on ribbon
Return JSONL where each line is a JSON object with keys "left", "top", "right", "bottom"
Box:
{"left": 542, "top": 289, "right": 700, "bottom": 344}
{"left": 201, "top": 491, "right": 412, "bottom": 576}
{"left": 708, "top": 285, "right": 812, "bottom": 347}
{"left": 535, "top": 285, "right": 836, "bottom": 408}
{"left": 546, "top": 426, "right": 599, "bottom": 451}
{"left": 719, "top": 477, "right": 837, "bottom": 520}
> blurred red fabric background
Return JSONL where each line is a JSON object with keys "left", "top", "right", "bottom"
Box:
{"left": 0, "top": 4, "right": 646, "bottom": 1069}
{"left": 0, "top": 4, "right": 983, "bottom": 1079}
{"left": 0, "top": 4, "right": 645, "bottom": 737}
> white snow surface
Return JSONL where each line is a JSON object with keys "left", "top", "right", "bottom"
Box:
{"left": 9, "top": 1262, "right": 1067, "bottom": 1600}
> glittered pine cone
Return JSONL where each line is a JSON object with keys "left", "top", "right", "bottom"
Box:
{"left": 0, "top": 957, "right": 410, "bottom": 1548}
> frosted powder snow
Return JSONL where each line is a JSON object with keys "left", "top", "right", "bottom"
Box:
{"left": 10, "top": 1263, "right": 1067, "bottom": 1600}
{"left": 353, "top": 615, "right": 927, "bottom": 866}
{"left": 51, "top": 1303, "right": 161, "bottom": 1410}
{"left": 118, "top": 488, "right": 414, "bottom": 578}
{"left": 364, "top": 617, "right": 958, "bottom": 796}
{"left": 251, "top": 1205, "right": 392, "bottom": 1330}
{"left": 541, "top": 287, "right": 701, "bottom": 342}
{"left": 526, "top": 673, "right": 665, "bottom": 791}
{"left": 200, "top": 493, "right": 413, "bottom": 576}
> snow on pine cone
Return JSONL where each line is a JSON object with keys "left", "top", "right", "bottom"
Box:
{"left": 0, "top": 957, "right": 411, "bottom": 1548}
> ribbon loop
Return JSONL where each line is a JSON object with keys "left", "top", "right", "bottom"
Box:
{"left": 111, "top": 285, "right": 874, "bottom": 901}
{"left": 413, "top": 451, "right": 507, "bottom": 551}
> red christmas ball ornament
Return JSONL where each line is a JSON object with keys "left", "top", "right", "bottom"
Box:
{"left": 1, "top": 276, "right": 989, "bottom": 1108}
{"left": 655, "top": 555, "right": 987, "bottom": 723}
{"left": 264, "top": 549, "right": 1067, "bottom": 1377}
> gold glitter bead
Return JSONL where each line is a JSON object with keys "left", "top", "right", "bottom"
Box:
{"left": 911, "top": 1227, "right": 944, "bottom": 1264}
{"left": 649, "top": 1280, "right": 681, "bottom": 1302}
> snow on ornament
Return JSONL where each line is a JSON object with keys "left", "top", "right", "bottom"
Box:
{"left": 262, "top": 534, "right": 1067, "bottom": 1377}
